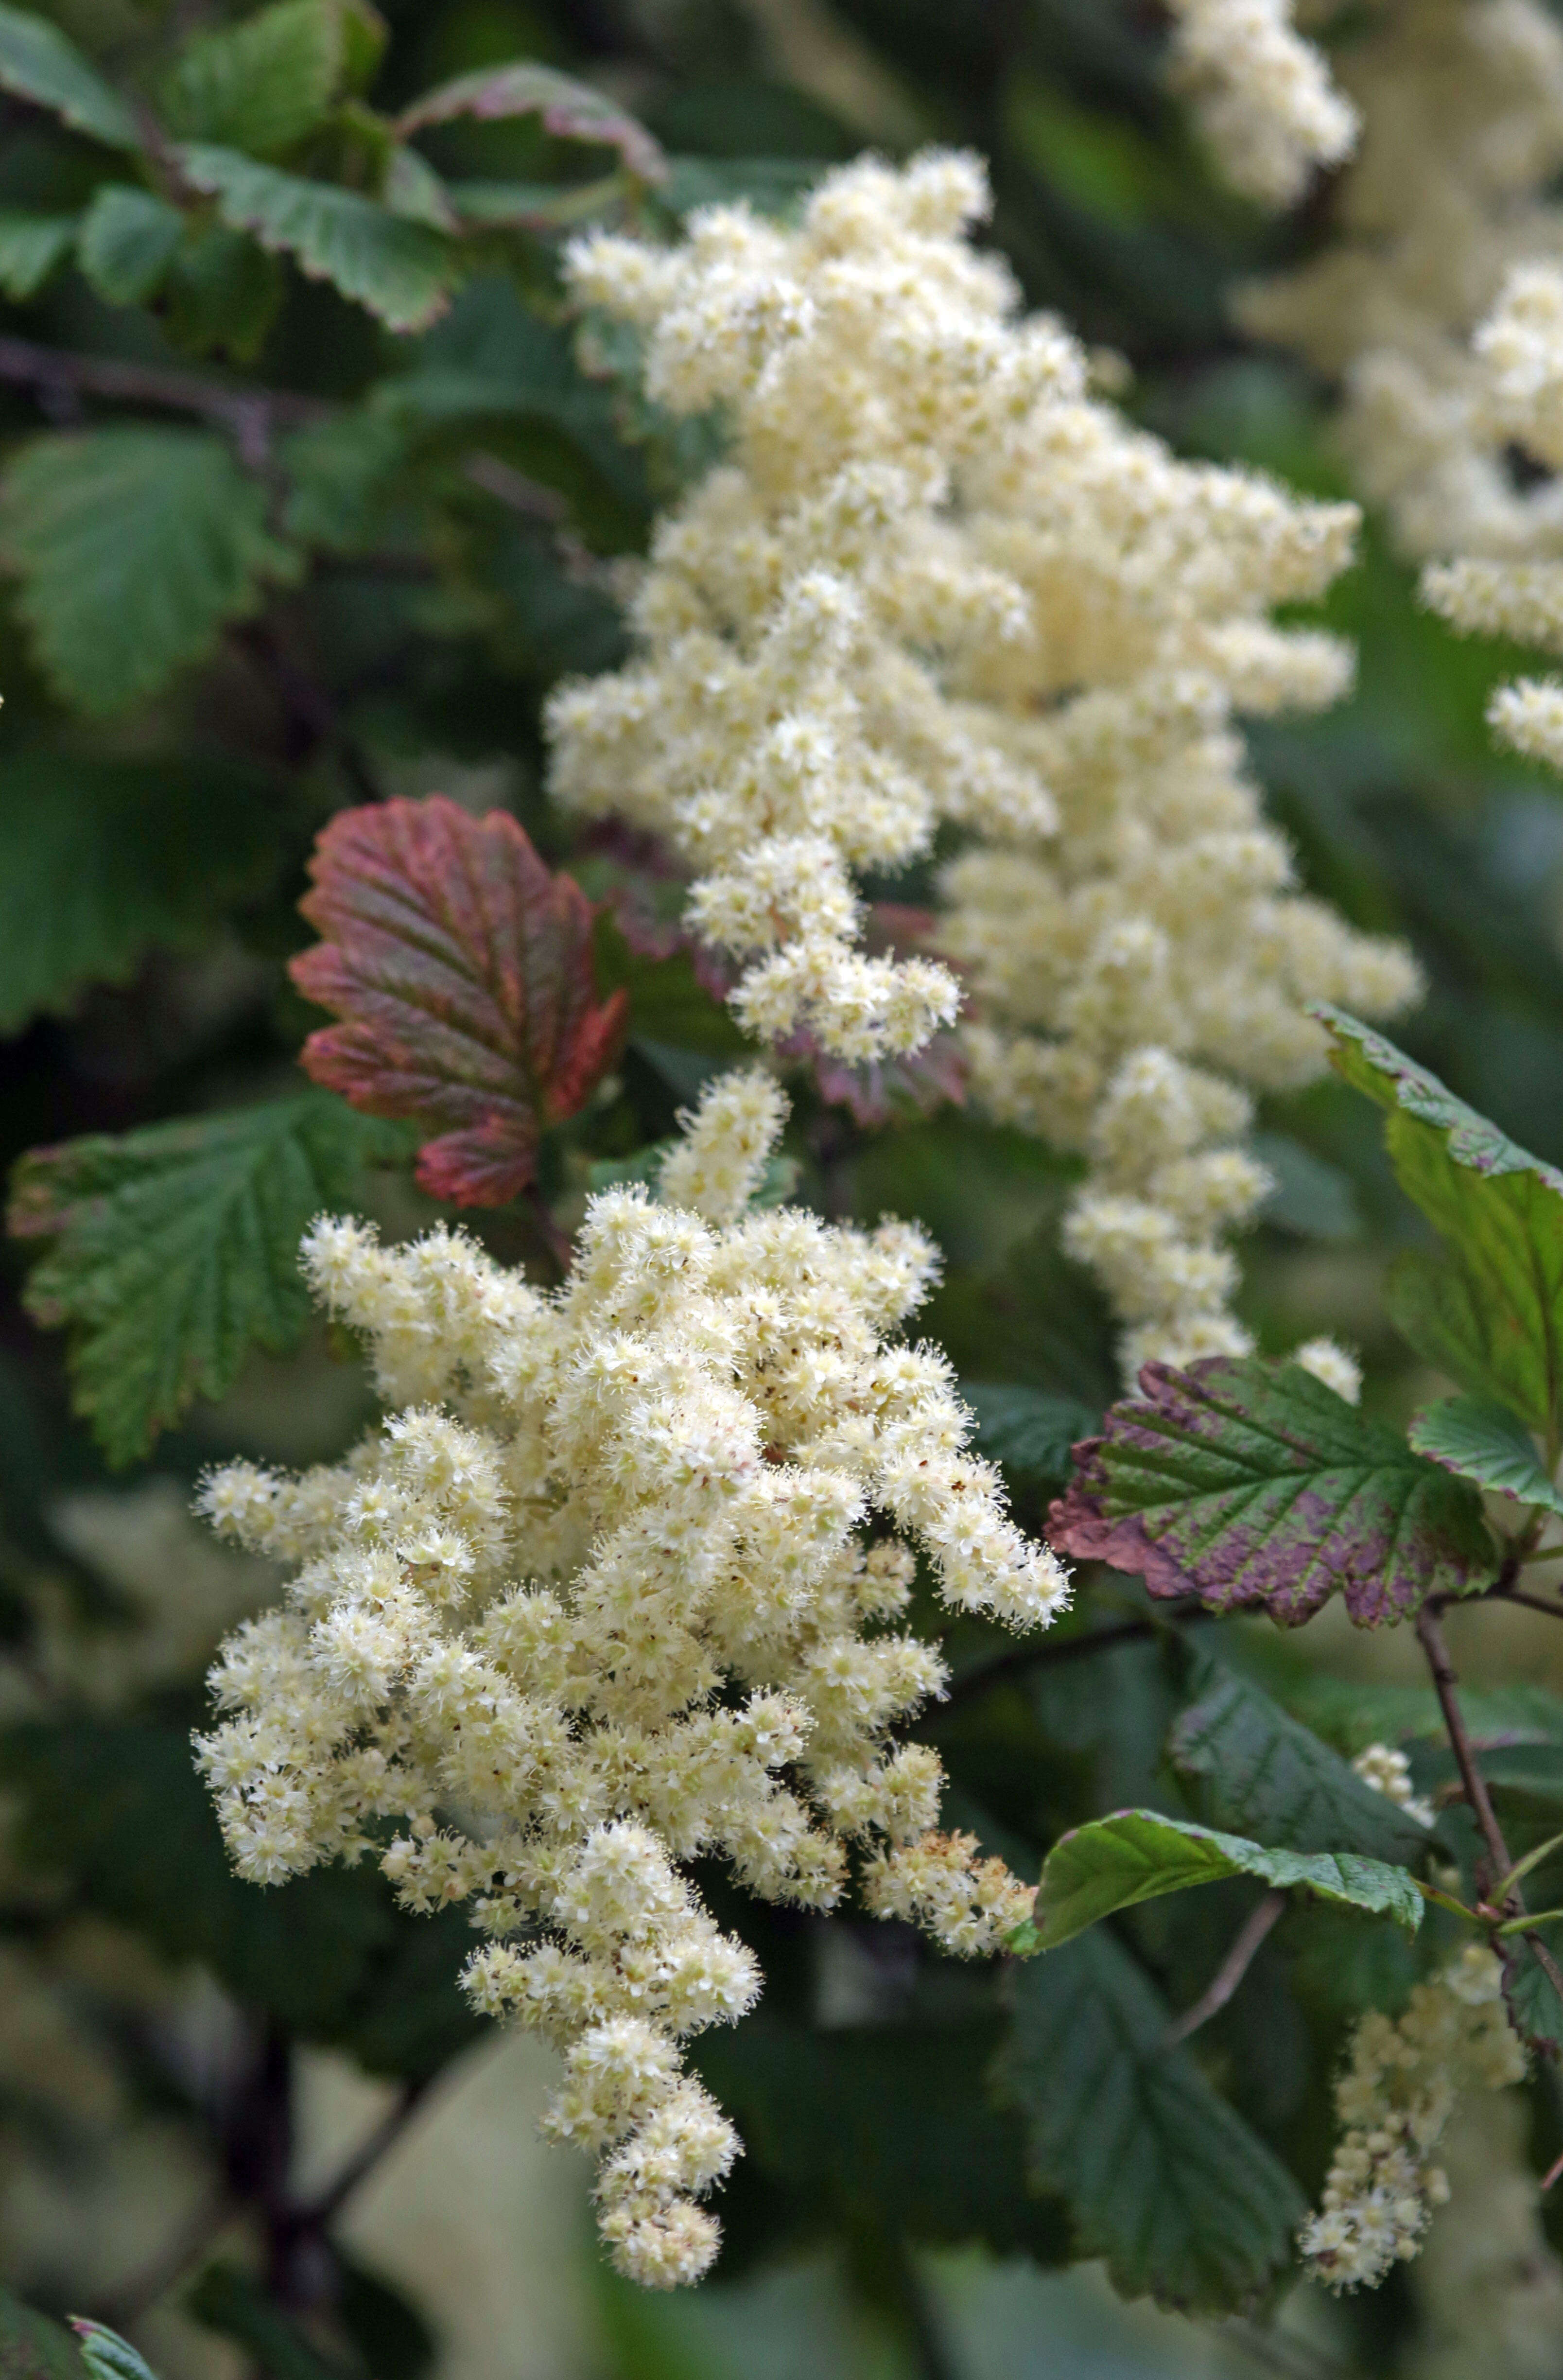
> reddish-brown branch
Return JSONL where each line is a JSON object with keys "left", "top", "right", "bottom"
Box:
{"left": 1163, "top": 1888, "right": 1286, "bottom": 2048}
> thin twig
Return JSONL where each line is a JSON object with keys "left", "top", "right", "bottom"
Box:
{"left": 289, "top": 2078, "right": 430, "bottom": 2238}
{"left": 524, "top": 1182, "right": 575, "bottom": 1279}
{"left": 1416, "top": 1605, "right": 1513, "bottom": 1886}
{"left": 940, "top": 1602, "right": 1202, "bottom": 1713}
{"left": 1163, "top": 1889, "right": 1286, "bottom": 2048}
{"left": 0, "top": 333, "right": 329, "bottom": 466}
{"left": 1416, "top": 1605, "right": 1563, "bottom": 2022}
{"left": 1499, "top": 1586, "right": 1563, "bottom": 1620}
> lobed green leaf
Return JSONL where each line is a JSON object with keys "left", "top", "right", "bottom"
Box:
{"left": 8, "top": 1095, "right": 412, "bottom": 1464}
{"left": 996, "top": 1927, "right": 1306, "bottom": 2312}
{"left": 1317, "top": 1006, "right": 1563, "bottom": 1437}
{"left": 158, "top": 0, "right": 346, "bottom": 157}
{"left": 75, "top": 185, "right": 185, "bottom": 305}
{"left": 0, "top": 208, "right": 77, "bottom": 298}
{"left": 0, "top": 427, "right": 301, "bottom": 713}
{"left": 178, "top": 144, "right": 458, "bottom": 333}
{"left": 1407, "top": 1392, "right": 1563, "bottom": 1515}
{"left": 1017, "top": 1806, "right": 1423, "bottom": 1954}
{"left": 0, "top": 3, "right": 139, "bottom": 151}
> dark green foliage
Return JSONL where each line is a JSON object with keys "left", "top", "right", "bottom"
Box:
{"left": 997, "top": 1927, "right": 1307, "bottom": 2312}
{"left": 0, "top": 751, "right": 284, "bottom": 1031}
{"left": 0, "top": 1721, "right": 480, "bottom": 2076}
{"left": 1168, "top": 1654, "right": 1435, "bottom": 1860}
{"left": 693, "top": 2018, "right": 1069, "bottom": 2267}
{"left": 0, "top": 430, "right": 301, "bottom": 713}
{"left": 10, "top": 1097, "right": 413, "bottom": 1463}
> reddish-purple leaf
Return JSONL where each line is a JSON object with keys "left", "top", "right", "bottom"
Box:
{"left": 1046, "top": 1355, "right": 1494, "bottom": 1628}
{"left": 291, "top": 796, "right": 627, "bottom": 1206}
{"left": 395, "top": 63, "right": 667, "bottom": 185}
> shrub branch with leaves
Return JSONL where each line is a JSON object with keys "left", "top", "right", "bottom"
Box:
{"left": 4, "top": 0, "right": 1563, "bottom": 2371}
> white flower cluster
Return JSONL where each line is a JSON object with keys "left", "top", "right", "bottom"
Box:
{"left": 1299, "top": 1943, "right": 1525, "bottom": 2291}
{"left": 549, "top": 151, "right": 1418, "bottom": 1379}
{"left": 1164, "top": 0, "right": 1359, "bottom": 207}
{"left": 1351, "top": 1740, "right": 1437, "bottom": 1828}
{"left": 194, "top": 1069, "right": 1065, "bottom": 2287}
{"left": 1240, "top": 0, "right": 1563, "bottom": 569}
{"left": 550, "top": 151, "right": 1074, "bottom": 1066}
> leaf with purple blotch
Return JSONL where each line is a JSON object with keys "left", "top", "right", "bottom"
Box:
{"left": 1046, "top": 1354, "right": 1495, "bottom": 1627}
{"left": 291, "top": 796, "right": 627, "bottom": 1206}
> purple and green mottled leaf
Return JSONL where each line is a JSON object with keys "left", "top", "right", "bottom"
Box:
{"left": 1010, "top": 1806, "right": 1422, "bottom": 1956}
{"left": 1315, "top": 1006, "right": 1563, "bottom": 1437}
{"left": 1047, "top": 1354, "right": 1494, "bottom": 1626}
{"left": 1408, "top": 1394, "right": 1563, "bottom": 1516}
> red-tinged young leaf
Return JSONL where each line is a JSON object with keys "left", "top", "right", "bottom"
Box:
{"left": 1047, "top": 1354, "right": 1494, "bottom": 1627}
{"left": 291, "top": 796, "right": 628, "bottom": 1205}
{"left": 395, "top": 63, "right": 666, "bottom": 184}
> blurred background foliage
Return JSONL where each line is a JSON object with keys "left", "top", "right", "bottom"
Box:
{"left": 1, "top": 2, "right": 1563, "bottom": 2379}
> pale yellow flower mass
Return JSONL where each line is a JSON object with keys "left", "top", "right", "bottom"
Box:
{"left": 196, "top": 1070, "right": 1063, "bottom": 2287}
{"left": 550, "top": 152, "right": 1417, "bottom": 1377}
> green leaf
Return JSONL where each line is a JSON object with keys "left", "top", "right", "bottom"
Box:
{"left": 159, "top": 0, "right": 344, "bottom": 157}
{"left": 1501, "top": 1935, "right": 1563, "bottom": 2052}
{"left": 75, "top": 185, "right": 184, "bottom": 305}
{"left": 1408, "top": 1393, "right": 1563, "bottom": 1515}
{"left": 0, "top": 3, "right": 140, "bottom": 151}
{"left": 961, "top": 1381, "right": 1100, "bottom": 1488}
{"left": 0, "top": 427, "right": 301, "bottom": 714}
{"left": 1048, "top": 1354, "right": 1495, "bottom": 1627}
{"left": 997, "top": 1927, "right": 1306, "bottom": 2312}
{"left": 8, "top": 1095, "right": 411, "bottom": 1465}
{"left": 178, "top": 144, "right": 458, "bottom": 333}
{"left": 68, "top": 2322, "right": 159, "bottom": 2380}
{"left": 0, "top": 2293, "right": 87, "bottom": 2380}
{"left": 693, "top": 2017, "right": 1068, "bottom": 2265}
{"left": 162, "top": 223, "right": 285, "bottom": 362}
{"left": 1168, "top": 1654, "right": 1435, "bottom": 1860}
{"left": 0, "top": 751, "right": 282, "bottom": 1032}
{"left": 1317, "top": 1006, "right": 1563, "bottom": 1435}
{"left": 0, "top": 1720, "right": 479, "bottom": 2076}
{"left": 1017, "top": 1807, "right": 1422, "bottom": 1955}
{"left": 0, "top": 209, "right": 77, "bottom": 298}
{"left": 395, "top": 61, "right": 666, "bottom": 184}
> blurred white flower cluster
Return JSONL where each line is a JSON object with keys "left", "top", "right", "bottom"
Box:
{"left": 195, "top": 1070, "right": 1065, "bottom": 2287}
{"left": 551, "top": 152, "right": 1417, "bottom": 1379}
{"left": 1241, "top": 0, "right": 1563, "bottom": 565}
{"left": 1165, "top": 0, "right": 1359, "bottom": 206}
{"left": 1300, "top": 1944, "right": 1525, "bottom": 2291}
{"left": 1243, "top": 2, "right": 1563, "bottom": 809}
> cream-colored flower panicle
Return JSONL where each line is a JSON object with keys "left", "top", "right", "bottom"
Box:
{"left": 549, "top": 149, "right": 1417, "bottom": 1380}
{"left": 1300, "top": 1945, "right": 1525, "bottom": 2291}
{"left": 1165, "top": 0, "right": 1359, "bottom": 208}
{"left": 194, "top": 1069, "right": 1064, "bottom": 2287}
{"left": 1239, "top": 0, "right": 1563, "bottom": 569}
{"left": 549, "top": 151, "right": 1075, "bottom": 1067}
